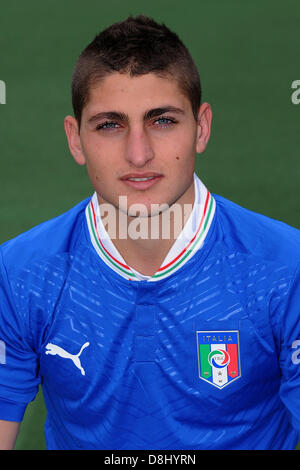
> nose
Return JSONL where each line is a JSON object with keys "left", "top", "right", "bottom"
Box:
{"left": 124, "top": 126, "right": 154, "bottom": 167}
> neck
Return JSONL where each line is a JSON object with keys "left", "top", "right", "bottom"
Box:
{"left": 100, "top": 182, "right": 195, "bottom": 276}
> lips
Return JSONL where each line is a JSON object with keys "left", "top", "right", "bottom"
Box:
{"left": 120, "top": 172, "right": 163, "bottom": 190}
{"left": 120, "top": 172, "right": 162, "bottom": 180}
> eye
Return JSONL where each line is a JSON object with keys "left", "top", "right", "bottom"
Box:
{"left": 153, "top": 116, "right": 177, "bottom": 128}
{"left": 96, "top": 121, "right": 121, "bottom": 131}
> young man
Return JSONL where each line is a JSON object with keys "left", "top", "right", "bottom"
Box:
{"left": 0, "top": 15, "right": 299, "bottom": 450}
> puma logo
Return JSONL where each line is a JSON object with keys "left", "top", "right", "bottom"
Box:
{"left": 45, "top": 341, "right": 90, "bottom": 376}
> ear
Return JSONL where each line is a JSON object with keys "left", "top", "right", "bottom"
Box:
{"left": 195, "top": 102, "right": 212, "bottom": 154}
{"left": 64, "top": 115, "right": 86, "bottom": 165}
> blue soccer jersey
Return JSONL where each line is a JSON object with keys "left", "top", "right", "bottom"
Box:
{"left": 0, "top": 175, "right": 300, "bottom": 450}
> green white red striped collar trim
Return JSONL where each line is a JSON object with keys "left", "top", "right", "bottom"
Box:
{"left": 85, "top": 175, "right": 216, "bottom": 282}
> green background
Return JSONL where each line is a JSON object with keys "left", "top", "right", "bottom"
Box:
{"left": 0, "top": 0, "right": 299, "bottom": 450}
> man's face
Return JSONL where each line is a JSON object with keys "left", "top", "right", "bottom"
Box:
{"left": 65, "top": 72, "right": 212, "bottom": 216}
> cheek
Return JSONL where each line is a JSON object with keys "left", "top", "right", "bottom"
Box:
{"left": 85, "top": 158, "right": 107, "bottom": 190}
{"left": 82, "top": 143, "right": 110, "bottom": 177}
{"left": 171, "top": 128, "right": 197, "bottom": 159}
{"left": 159, "top": 141, "right": 195, "bottom": 167}
{"left": 82, "top": 136, "right": 122, "bottom": 175}
{"left": 174, "top": 147, "right": 196, "bottom": 169}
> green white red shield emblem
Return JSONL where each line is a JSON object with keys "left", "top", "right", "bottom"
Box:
{"left": 196, "top": 330, "right": 241, "bottom": 389}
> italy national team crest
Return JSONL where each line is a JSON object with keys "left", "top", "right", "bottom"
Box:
{"left": 196, "top": 330, "right": 241, "bottom": 389}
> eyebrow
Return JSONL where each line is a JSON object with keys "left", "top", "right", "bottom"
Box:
{"left": 87, "top": 106, "right": 185, "bottom": 124}
{"left": 144, "top": 106, "right": 185, "bottom": 120}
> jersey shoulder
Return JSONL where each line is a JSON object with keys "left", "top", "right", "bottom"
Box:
{"left": 214, "top": 194, "right": 300, "bottom": 269}
{"left": 0, "top": 197, "right": 90, "bottom": 275}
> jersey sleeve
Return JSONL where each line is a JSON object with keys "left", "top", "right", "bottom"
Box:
{"left": 0, "top": 249, "right": 40, "bottom": 422}
{"left": 272, "top": 263, "right": 300, "bottom": 432}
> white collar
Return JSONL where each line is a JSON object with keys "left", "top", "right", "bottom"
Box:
{"left": 86, "top": 173, "right": 216, "bottom": 281}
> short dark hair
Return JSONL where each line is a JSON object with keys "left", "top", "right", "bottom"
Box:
{"left": 71, "top": 15, "right": 202, "bottom": 128}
